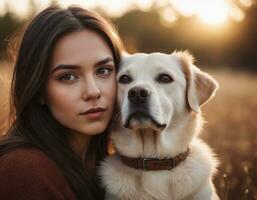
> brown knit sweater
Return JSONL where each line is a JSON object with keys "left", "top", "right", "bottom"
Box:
{"left": 0, "top": 148, "right": 76, "bottom": 200}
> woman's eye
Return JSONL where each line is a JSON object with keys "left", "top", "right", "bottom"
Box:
{"left": 59, "top": 74, "right": 77, "bottom": 82}
{"left": 156, "top": 74, "right": 173, "bottom": 83}
{"left": 96, "top": 67, "right": 113, "bottom": 77}
{"left": 119, "top": 75, "right": 132, "bottom": 84}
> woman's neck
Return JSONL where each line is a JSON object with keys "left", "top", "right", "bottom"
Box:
{"left": 70, "top": 132, "right": 92, "bottom": 160}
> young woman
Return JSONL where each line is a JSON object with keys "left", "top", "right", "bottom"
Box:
{"left": 0, "top": 5, "right": 123, "bottom": 200}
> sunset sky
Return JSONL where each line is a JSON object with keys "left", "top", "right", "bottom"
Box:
{"left": 0, "top": 0, "right": 254, "bottom": 25}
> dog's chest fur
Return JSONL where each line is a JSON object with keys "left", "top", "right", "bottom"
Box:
{"left": 100, "top": 138, "right": 218, "bottom": 200}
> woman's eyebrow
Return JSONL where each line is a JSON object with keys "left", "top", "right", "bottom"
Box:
{"left": 94, "top": 57, "right": 114, "bottom": 67}
{"left": 51, "top": 57, "right": 114, "bottom": 73}
{"left": 51, "top": 64, "right": 80, "bottom": 73}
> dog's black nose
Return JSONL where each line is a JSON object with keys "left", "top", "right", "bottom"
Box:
{"left": 128, "top": 87, "right": 150, "bottom": 104}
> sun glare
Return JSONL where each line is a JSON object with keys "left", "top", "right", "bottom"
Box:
{"left": 172, "top": 0, "right": 230, "bottom": 25}
{"left": 196, "top": 1, "right": 229, "bottom": 25}
{"left": 0, "top": 0, "right": 248, "bottom": 25}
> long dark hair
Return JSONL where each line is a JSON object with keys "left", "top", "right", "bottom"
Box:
{"left": 0, "top": 5, "right": 123, "bottom": 200}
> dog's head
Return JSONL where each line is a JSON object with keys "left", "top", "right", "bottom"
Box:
{"left": 117, "top": 51, "right": 218, "bottom": 133}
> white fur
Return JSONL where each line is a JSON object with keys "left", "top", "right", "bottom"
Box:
{"left": 100, "top": 51, "right": 219, "bottom": 200}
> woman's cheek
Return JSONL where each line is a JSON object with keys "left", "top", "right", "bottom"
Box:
{"left": 45, "top": 80, "right": 80, "bottom": 115}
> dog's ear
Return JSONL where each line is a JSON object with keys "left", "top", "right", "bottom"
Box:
{"left": 173, "top": 51, "right": 219, "bottom": 113}
{"left": 188, "top": 66, "right": 218, "bottom": 113}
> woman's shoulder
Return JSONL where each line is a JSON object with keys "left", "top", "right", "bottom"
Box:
{"left": 0, "top": 147, "right": 55, "bottom": 168}
{"left": 0, "top": 147, "right": 76, "bottom": 200}
{"left": 0, "top": 147, "right": 63, "bottom": 178}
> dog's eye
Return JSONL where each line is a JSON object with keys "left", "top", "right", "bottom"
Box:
{"left": 156, "top": 74, "right": 173, "bottom": 83}
{"left": 119, "top": 75, "right": 132, "bottom": 84}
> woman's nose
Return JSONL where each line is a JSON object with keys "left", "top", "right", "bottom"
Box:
{"left": 82, "top": 76, "right": 101, "bottom": 101}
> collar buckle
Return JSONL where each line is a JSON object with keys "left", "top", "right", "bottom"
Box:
{"left": 142, "top": 158, "right": 151, "bottom": 170}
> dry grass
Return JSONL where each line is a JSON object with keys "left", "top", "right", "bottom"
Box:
{"left": 0, "top": 63, "right": 256, "bottom": 199}
{"left": 201, "top": 69, "right": 257, "bottom": 200}
{"left": 0, "top": 61, "right": 12, "bottom": 134}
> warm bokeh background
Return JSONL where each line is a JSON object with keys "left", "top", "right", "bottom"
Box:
{"left": 0, "top": 0, "right": 256, "bottom": 199}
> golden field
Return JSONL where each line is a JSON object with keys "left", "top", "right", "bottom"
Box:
{"left": 0, "top": 61, "right": 12, "bottom": 134}
{"left": 202, "top": 69, "right": 257, "bottom": 200}
{"left": 0, "top": 63, "right": 256, "bottom": 199}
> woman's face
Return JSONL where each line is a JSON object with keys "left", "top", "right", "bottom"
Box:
{"left": 45, "top": 30, "right": 116, "bottom": 136}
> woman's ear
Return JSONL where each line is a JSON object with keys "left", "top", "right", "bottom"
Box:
{"left": 187, "top": 66, "right": 219, "bottom": 113}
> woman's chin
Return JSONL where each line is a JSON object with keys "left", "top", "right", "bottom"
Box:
{"left": 73, "top": 123, "right": 108, "bottom": 136}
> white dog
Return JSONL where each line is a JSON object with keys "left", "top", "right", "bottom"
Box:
{"left": 100, "top": 51, "right": 220, "bottom": 200}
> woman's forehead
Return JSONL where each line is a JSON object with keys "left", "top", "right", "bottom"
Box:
{"left": 51, "top": 30, "right": 113, "bottom": 69}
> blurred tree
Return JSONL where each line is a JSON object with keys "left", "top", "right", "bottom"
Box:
{"left": 228, "top": 4, "right": 257, "bottom": 70}
{"left": 112, "top": 9, "right": 232, "bottom": 68}
{"left": 0, "top": 1, "right": 256, "bottom": 70}
{"left": 112, "top": 9, "right": 181, "bottom": 53}
{"left": 0, "top": 12, "right": 23, "bottom": 60}
{"left": 112, "top": 5, "right": 257, "bottom": 70}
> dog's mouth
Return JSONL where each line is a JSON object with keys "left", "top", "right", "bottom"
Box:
{"left": 124, "top": 111, "right": 166, "bottom": 131}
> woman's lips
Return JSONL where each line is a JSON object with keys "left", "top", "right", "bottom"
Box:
{"left": 79, "top": 107, "right": 107, "bottom": 120}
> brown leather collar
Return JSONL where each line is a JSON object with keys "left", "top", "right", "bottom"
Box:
{"left": 120, "top": 148, "right": 190, "bottom": 171}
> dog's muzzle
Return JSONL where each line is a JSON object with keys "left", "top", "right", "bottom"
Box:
{"left": 124, "top": 86, "right": 166, "bottom": 130}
